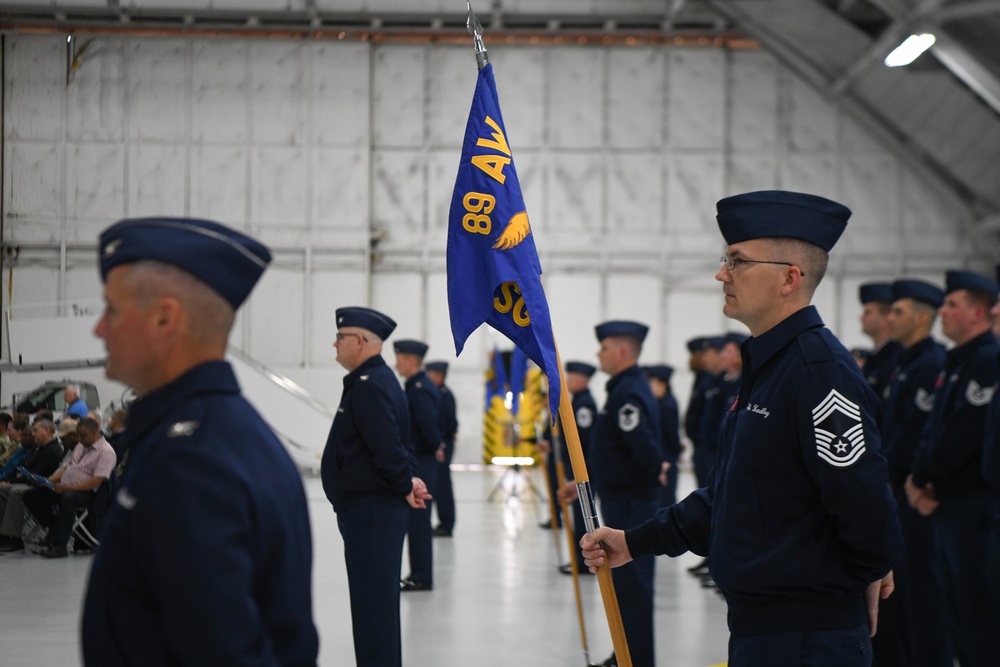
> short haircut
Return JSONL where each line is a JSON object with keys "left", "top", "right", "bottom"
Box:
{"left": 612, "top": 335, "right": 642, "bottom": 360}
{"left": 10, "top": 418, "right": 27, "bottom": 432}
{"left": 77, "top": 417, "right": 100, "bottom": 433}
{"left": 769, "top": 237, "right": 829, "bottom": 293}
{"left": 34, "top": 418, "right": 55, "bottom": 435}
{"left": 912, "top": 299, "right": 939, "bottom": 323}
{"left": 128, "top": 260, "right": 236, "bottom": 345}
{"left": 964, "top": 288, "right": 999, "bottom": 315}
{"left": 0, "top": 413, "right": 11, "bottom": 427}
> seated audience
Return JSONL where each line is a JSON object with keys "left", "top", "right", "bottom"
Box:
{"left": 0, "top": 420, "right": 63, "bottom": 553}
{"left": 23, "top": 418, "right": 116, "bottom": 558}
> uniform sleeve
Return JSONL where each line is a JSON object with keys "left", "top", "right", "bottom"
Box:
{"left": 882, "top": 359, "right": 939, "bottom": 485}
{"left": 615, "top": 390, "right": 664, "bottom": 476}
{"left": 660, "top": 398, "right": 682, "bottom": 463}
{"left": 626, "top": 486, "right": 713, "bottom": 558}
{"left": 983, "top": 383, "right": 1000, "bottom": 489}
{"left": 135, "top": 448, "right": 283, "bottom": 665}
{"left": 912, "top": 351, "right": 999, "bottom": 488}
{"left": 351, "top": 381, "right": 415, "bottom": 496}
{"left": 794, "top": 362, "right": 902, "bottom": 584}
{"left": 443, "top": 392, "right": 459, "bottom": 441}
{"left": 409, "top": 386, "right": 442, "bottom": 451}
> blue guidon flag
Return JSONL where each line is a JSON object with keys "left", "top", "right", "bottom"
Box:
{"left": 446, "top": 63, "right": 561, "bottom": 419}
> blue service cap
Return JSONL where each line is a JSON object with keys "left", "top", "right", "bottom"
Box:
{"left": 891, "top": 279, "right": 944, "bottom": 309}
{"left": 99, "top": 217, "right": 271, "bottom": 310}
{"left": 595, "top": 320, "right": 649, "bottom": 343}
{"left": 945, "top": 270, "right": 999, "bottom": 296}
{"left": 723, "top": 332, "right": 749, "bottom": 346}
{"left": 859, "top": 282, "right": 893, "bottom": 305}
{"left": 565, "top": 361, "right": 596, "bottom": 377}
{"left": 425, "top": 361, "right": 449, "bottom": 374}
{"left": 336, "top": 307, "right": 397, "bottom": 340}
{"left": 704, "top": 336, "right": 726, "bottom": 351}
{"left": 686, "top": 337, "right": 708, "bottom": 353}
{"left": 393, "top": 339, "right": 429, "bottom": 357}
{"left": 645, "top": 364, "right": 674, "bottom": 382}
{"left": 716, "top": 190, "right": 851, "bottom": 252}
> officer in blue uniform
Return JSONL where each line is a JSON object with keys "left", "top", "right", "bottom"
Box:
{"left": 699, "top": 333, "right": 746, "bottom": 483}
{"left": 426, "top": 361, "right": 458, "bottom": 537}
{"left": 644, "top": 364, "right": 681, "bottom": 508}
{"left": 582, "top": 191, "right": 903, "bottom": 667}
{"left": 394, "top": 340, "right": 442, "bottom": 592}
{"left": 683, "top": 336, "right": 722, "bottom": 578}
{"left": 907, "top": 270, "right": 1000, "bottom": 666}
{"left": 859, "top": 283, "right": 903, "bottom": 402}
{"left": 983, "top": 264, "right": 1000, "bottom": 629}
{"left": 554, "top": 360, "right": 599, "bottom": 575}
{"left": 873, "top": 279, "right": 951, "bottom": 667}
{"left": 589, "top": 321, "right": 663, "bottom": 667}
{"left": 323, "top": 307, "right": 429, "bottom": 667}
{"left": 82, "top": 218, "right": 319, "bottom": 666}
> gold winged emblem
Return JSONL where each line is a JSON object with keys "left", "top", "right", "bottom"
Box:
{"left": 492, "top": 211, "right": 530, "bottom": 250}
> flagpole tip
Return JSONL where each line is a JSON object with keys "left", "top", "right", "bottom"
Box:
{"left": 466, "top": 0, "right": 489, "bottom": 70}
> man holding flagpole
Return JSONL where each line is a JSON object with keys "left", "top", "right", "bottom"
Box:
{"left": 581, "top": 191, "right": 903, "bottom": 667}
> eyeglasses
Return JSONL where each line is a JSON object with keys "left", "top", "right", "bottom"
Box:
{"left": 335, "top": 332, "right": 368, "bottom": 343}
{"left": 720, "top": 255, "right": 804, "bottom": 277}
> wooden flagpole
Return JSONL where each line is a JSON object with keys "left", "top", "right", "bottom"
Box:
{"left": 552, "top": 421, "right": 592, "bottom": 665}
{"left": 464, "top": 4, "right": 631, "bottom": 663}
{"left": 555, "top": 345, "right": 632, "bottom": 667}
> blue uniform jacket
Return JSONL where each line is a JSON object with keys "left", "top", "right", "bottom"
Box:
{"left": 699, "top": 371, "right": 740, "bottom": 465}
{"left": 322, "top": 354, "right": 416, "bottom": 513}
{"left": 627, "top": 307, "right": 902, "bottom": 636}
{"left": 863, "top": 340, "right": 903, "bottom": 402}
{"left": 657, "top": 393, "right": 682, "bottom": 465}
{"left": 405, "top": 370, "right": 442, "bottom": 456}
{"left": 82, "top": 361, "right": 318, "bottom": 667}
{"left": 684, "top": 371, "right": 713, "bottom": 447}
{"left": 591, "top": 365, "right": 663, "bottom": 501}
{"left": 881, "top": 337, "right": 946, "bottom": 487}
{"left": 911, "top": 330, "right": 999, "bottom": 500}
{"left": 983, "top": 350, "right": 1000, "bottom": 495}
{"left": 554, "top": 388, "right": 598, "bottom": 474}
{"left": 438, "top": 384, "right": 458, "bottom": 445}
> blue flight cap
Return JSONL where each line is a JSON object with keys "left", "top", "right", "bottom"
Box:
{"left": 723, "top": 332, "right": 749, "bottom": 346}
{"left": 565, "top": 361, "right": 596, "bottom": 377}
{"left": 716, "top": 190, "right": 851, "bottom": 252}
{"left": 393, "top": 339, "right": 429, "bottom": 357}
{"left": 891, "top": 279, "right": 945, "bottom": 309}
{"left": 686, "top": 337, "right": 708, "bottom": 353}
{"left": 595, "top": 320, "right": 649, "bottom": 343}
{"left": 704, "top": 336, "right": 726, "bottom": 351}
{"left": 645, "top": 364, "right": 674, "bottom": 382}
{"left": 859, "top": 282, "right": 893, "bottom": 305}
{"left": 99, "top": 217, "right": 271, "bottom": 310}
{"left": 426, "top": 361, "right": 449, "bottom": 374}
{"left": 945, "top": 270, "right": 999, "bottom": 296}
{"left": 336, "top": 307, "right": 397, "bottom": 340}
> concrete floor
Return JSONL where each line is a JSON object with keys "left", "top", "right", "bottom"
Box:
{"left": 0, "top": 468, "right": 730, "bottom": 667}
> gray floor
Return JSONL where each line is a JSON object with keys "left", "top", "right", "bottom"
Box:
{"left": 0, "top": 468, "right": 730, "bottom": 667}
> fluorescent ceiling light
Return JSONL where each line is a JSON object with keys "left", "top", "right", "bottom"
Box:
{"left": 885, "top": 33, "right": 936, "bottom": 67}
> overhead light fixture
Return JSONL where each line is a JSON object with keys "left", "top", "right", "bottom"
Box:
{"left": 884, "top": 33, "right": 936, "bottom": 67}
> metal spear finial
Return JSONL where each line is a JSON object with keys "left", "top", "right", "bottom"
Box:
{"left": 467, "top": 0, "right": 489, "bottom": 70}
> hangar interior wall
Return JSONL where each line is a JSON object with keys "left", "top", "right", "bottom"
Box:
{"left": 1, "top": 35, "right": 992, "bottom": 459}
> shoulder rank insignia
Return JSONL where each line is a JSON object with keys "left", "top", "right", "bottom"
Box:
{"left": 576, "top": 407, "right": 594, "bottom": 429}
{"left": 167, "top": 421, "right": 199, "bottom": 437}
{"left": 618, "top": 403, "right": 640, "bottom": 432}
{"left": 966, "top": 379, "right": 995, "bottom": 407}
{"left": 914, "top": 388, "right": 935, "bottom": 412}
{"left": 812, "top": 389, "right": 866, "bottom": 468}
{"left": 116, "top": 487, "right": 137, "bottom": 510}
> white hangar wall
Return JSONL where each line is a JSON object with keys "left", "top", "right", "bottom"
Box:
{"left": 2, "top": 35, "right": 994, "bottom": 459}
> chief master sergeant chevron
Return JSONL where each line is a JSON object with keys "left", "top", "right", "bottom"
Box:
{"left": 82, "top": 218, "right": 318, "bottom": 666}
{"left": 582, "top": 190, "right": 903, "bottom": 667}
